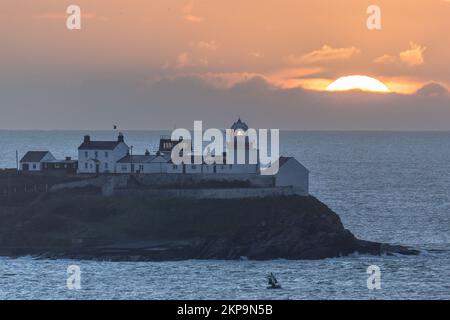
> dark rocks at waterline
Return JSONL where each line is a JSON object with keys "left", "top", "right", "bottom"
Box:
{"left": 4, "top": 238, "right": 418, "bottom": 262}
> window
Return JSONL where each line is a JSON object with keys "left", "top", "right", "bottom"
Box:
{"left": 139, "top": 165, "right": 144, "bottom": 171}
{"left": 85, "top": 151, "right": 88, "bottom": 158}
{"left": 32, "top": 164, "right": 36, "bottom": 169}
{"left": 172, "top": 165, "right": 178, "bottom": 169}
{"left": 122, "top": 165, "right": 127, "bottom": 171}
{"left": 105, "top": 163, "right": 108, "bottom": 169}
{"left": 90, "top": 164, "right": 93, "bottom": 169}
{"left": 105, "top": 152, "right": 109, "bottom": 158}
{"left": 85, "top": 163, "right": 88, "bottom": 169}
{"left": 94, "top": 151, "right": 98, "bottom": 158}
{"left": 192, "top": 165, "right": 196, "bottom": 169}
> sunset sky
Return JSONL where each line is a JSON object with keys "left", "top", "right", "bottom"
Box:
{"left": 1, "top": 0, "right": 450, "bottom": 130}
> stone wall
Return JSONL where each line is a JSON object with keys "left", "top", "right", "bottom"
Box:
{"left": 134, "top": 173, "right": 274, "bottom": 188}
{"left": 48, "top": 174, "right": 294, "bottom": 198}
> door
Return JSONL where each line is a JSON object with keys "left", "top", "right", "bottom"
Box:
{"left": 22, "top": 163, "right": 29, "bottom": 171}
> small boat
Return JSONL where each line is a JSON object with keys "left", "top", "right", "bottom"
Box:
{"left": 266, "top": 272, "right": 282, "bottom": 289}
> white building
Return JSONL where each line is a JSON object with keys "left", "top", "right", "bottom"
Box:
{"left": 116, "top": 152, "right": 183, "bottom": 174}
{"left": 275, "top": 157, "right": 309, "bottom": 195}
{"left": 19, "top": 120, "right": 309, "bottom": 195}
{"left": 78, "top": 133, "right": 129, "bottom": 174}
{"left": 20, "top": 151, "right": 56, "bottom": 172}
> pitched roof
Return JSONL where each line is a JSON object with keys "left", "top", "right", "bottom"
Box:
{"left": 279, "top": 156, "right": 293, "bottom": 167}
{"left": 45, "top": 159, "right": 78, "bottom": 164}
{"left": 20, "top": 151, "right": 50, "bottom": 163}
{"left": 78, "top": 141, "right": 122, "bottom": 150}
{"left": 117, "top": 155, "right": 156, "bottom": 163}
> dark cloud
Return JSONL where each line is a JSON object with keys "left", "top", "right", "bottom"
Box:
{"left": 1, "top": 73, "right": 450, "bottom": 130}
{"left": 416, "top": 82, "right": 449, "bottom": 97}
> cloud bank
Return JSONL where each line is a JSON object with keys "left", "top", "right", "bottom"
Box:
{"left": 1, "top": 73, "right": 449, "bottom": 130}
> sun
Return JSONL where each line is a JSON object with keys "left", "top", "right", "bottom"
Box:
{"left": 326, "top": 75, "right": 391, "bottom": 93}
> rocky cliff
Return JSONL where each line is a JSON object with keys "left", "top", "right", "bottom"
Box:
{"left": 0, "top": 187, "right": 418, "bottom": 260}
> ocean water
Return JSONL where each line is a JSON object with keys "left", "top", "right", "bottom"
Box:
{"left": 1, "top": 131, "right": 450, "bottom": 300}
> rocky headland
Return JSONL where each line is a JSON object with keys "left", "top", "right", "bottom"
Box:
{"left": 0, "top": 183, "right": 419, "bottom": 261}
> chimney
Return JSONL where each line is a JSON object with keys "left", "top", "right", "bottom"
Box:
{"left": 84, "top": 135, "right": 90, "bottom": 143}
{"left": 145, "top": 149, "right": 150, "bottom": 156}
{"left": 118, "top": 132, "right": 124, "bottom": 143}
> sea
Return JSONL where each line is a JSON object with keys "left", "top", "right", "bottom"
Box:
{"left": 0, "top": 131, "right": 449, "bottom": 300}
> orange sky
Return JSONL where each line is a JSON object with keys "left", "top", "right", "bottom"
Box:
{"left": 1, "top": 0, "right": 449, "bottom": 93}
{"left": 1, "top": 1, "right": 450, "bottom": 130}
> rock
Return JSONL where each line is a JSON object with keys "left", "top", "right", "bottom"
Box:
{"left": 0, "top": 193, "right": 418, "bottom": 260}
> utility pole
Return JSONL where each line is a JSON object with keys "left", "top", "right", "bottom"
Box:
{"left": 16, "top": 150, "right": 19, "bottom": 173}
{"left": 130, "top": 145, "right": 134, "bottom": 174}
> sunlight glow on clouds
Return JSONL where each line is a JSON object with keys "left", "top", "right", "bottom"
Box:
{"left": 1, "top": 0, "right": 449, "bottom": 129}
{"left": 399, "top": 42, "right": 426, "bottom": 66}
{"left": 326, "top": 76, "right": 391, "bottom": 93}
{"left": 182, "top": 2, "right": 203, "bottom": 22}
{"left": 287, "top": 45, "right": 361, "bottom": 64}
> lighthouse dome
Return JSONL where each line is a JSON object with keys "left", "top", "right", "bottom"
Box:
{"left": 230, "top": 118, "right": 249, "bottom": 132}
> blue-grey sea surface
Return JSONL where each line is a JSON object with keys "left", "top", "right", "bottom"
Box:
{"left": 0, "top": 131, "right": 449, "bottom": 299}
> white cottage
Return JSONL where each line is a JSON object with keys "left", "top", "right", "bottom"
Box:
{"left": 78, "top": 133, "right": 129, "bottom": 174}
{"left": 275, "top": 157, "right": 309, "bottom": 195}
{"left": 20, "top": 151, "right": 56, "bottom": 172}
{"left": 116, "top": 151, "right": 184, "bottom": 174}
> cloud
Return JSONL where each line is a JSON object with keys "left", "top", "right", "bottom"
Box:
{"left": 195, "top": 72, "right": 264, "bottom": 88}
{"left": 144, "top": 76, "right": 450, "bottom": 130}
{"left": 190, "top": 40, "right": 218, "bottom": 50}
{"left": 416, "top": 82, "right": 449, "bottom": 97}
{"left": 373, "top": 43, "right": 426, "bottom": 67}
{"left": 373, "top": 54, "right": 397, "bottom": 64}
{"left": 175, "top": 52, "right": 208, "bottom": 68}
{"left": 2, "top": 72, "right": 450, "bottom": 130}
{"left": 182, "top": 2, "right": 204, "bottom": 23}
{"left": 175, "top": 40, "right": 217, "bottom": 69}
{"left": 176, "top": 52, "right": 190, "bottom": 68}
{"left": 399, "top": 42, "right": 426, "bottom": 66}
{"left": 288, "top": 45, "right": 360, "bottom": 64}
{"left": 265, "top": 67, "right": 327, "bottom": 89}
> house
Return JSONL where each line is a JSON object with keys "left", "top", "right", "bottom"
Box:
{"left": 78, "top": 133, "right": 129, "bottom": 174}
{"left": 166, "top": 157, "right": 184, "bottom": 174}
{"left": 116, "top": 151, "right": 183, "bottom": 174}
{"left": 117, "top": 154, "right": 153, "bottom": 174}
{"left": 18, "top": 119, "right": 310, "bottom": 196}
{"left": 159, "top": 136, "right": 184, "bottom": 153}
{"left": 42, "top": 157, "right": 78, "bottom": 174}
{"left": 20, "top": 151, "right": 56, "bottom": 172}
{"left": 275, "top": 157, "right": 309, "bottom": 195}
